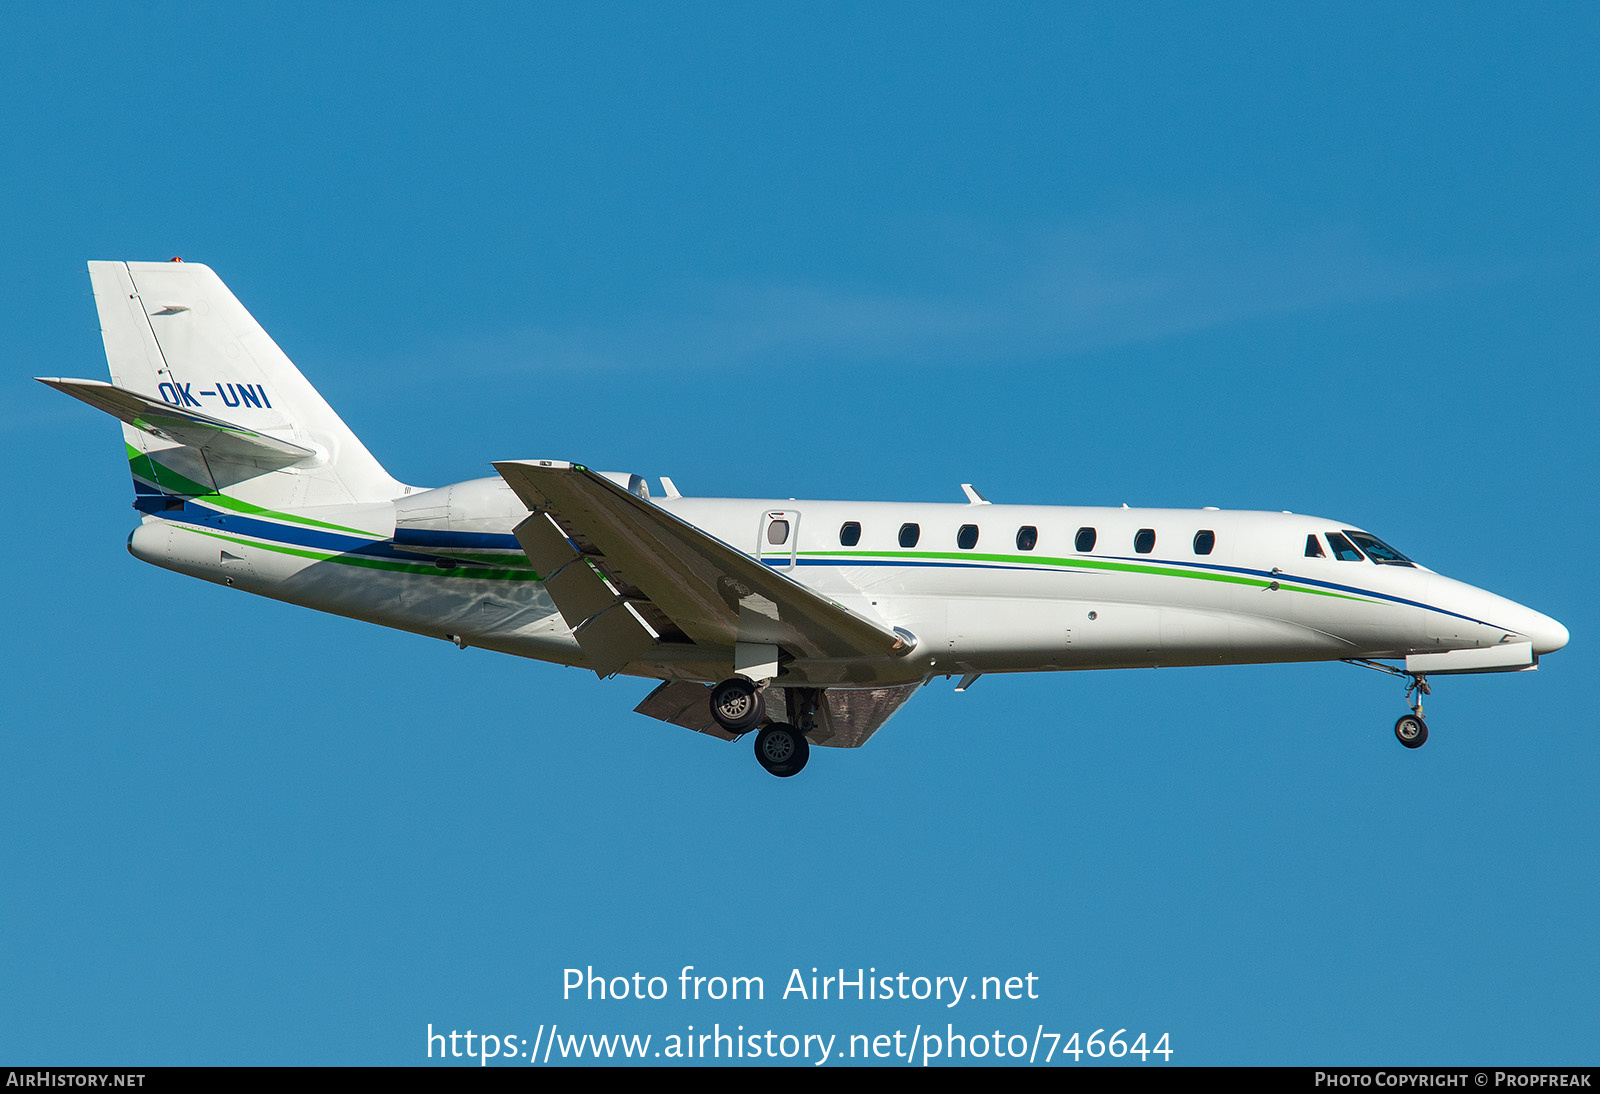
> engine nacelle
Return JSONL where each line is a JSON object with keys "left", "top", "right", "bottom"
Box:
{"left": 596, "top": 471, "right": 650, "bottom": 499}
{"left": 393, "top": 476, "right": 527, "bottom": 544}
{"left": 392, "top": 471, "right": 648, "bottom": 545}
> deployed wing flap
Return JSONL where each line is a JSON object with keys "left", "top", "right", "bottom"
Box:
{"left": 633, "top": 680, "right": 738, "bottom": 741}
{"left": 574, "top": 602, "right": 661, "bottom": 678}
{"left": 512, "top": 510, "right": 660, "bottom": 676}
{"left": 495, "top": 460, "right": 912, "bottom": 663}
{"left": 37, "top": 377, "right": 315, "bottom": 469}
{"left": 764, "top": 684, "right": 921, "bottom": 748}
{"left": 814, "top": 683, "right": 921, "bottom": 748}
{"left": 512, "top": 508, "right": 584, "bottom": 577}
{"left": 634, "top": 680, "right": 919, "bottom": 749}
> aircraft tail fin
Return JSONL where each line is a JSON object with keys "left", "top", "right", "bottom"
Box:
{"left": 76, "top": 260, "right": 404, "bottom": 508}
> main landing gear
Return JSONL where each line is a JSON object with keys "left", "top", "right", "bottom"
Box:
{"left": 753, "top": 722, "right": 809, "bottom": 778}
{"left": 1345, "top": 659, "right": 1433, "bottom": 749}
{"left": 708, "top": 678, "right": 815, "bottom": 777}
{"left": 709, "top": 677, "right": 765, "bottom": 734}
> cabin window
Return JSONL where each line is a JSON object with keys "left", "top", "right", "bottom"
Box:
{"left": 1193, "top": 530, "right": 1215, "bottom": 555}
{"left": 766, "top": 520, "right": 790, "bottom": 546}
{"left": 899, "top": 523, "right": 921, "bottom": 548}
{"left": 1134, "top": 528, "right": 1156, "bottom": 554}
{"left": 957, "top": 524, "right": 980, "bottom": 550}
{"left": 1075, "top": 527, "right": 1097, "bottom": 553}
{"left": 1345, "top": 530, "right": 1415, "bottom": 567}
{"left": 1305, "top": 534, "right": 1326, "bottom": 558}
{"left": 1016, "top": 525, "right": 1038, "bottom": 551}
{"left": 839, "top": 521, "right": 861, "bottom": 547}
{"left": 1325, "top": 532, "right": 1365, "bottom": 562}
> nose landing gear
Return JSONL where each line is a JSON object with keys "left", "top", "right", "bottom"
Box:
{"left": 1394, "top": 712, "right": 1428, "bottom": 748}
{"left": 1343, "top": 659, "right": 1433, "bottom": 750}
{"left": 1394, "top": 674, "right": 1431, "bottom": 749}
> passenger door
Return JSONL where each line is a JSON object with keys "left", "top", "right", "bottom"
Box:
{"left": 758, "top": 510, "right": 799, "bottom": 570}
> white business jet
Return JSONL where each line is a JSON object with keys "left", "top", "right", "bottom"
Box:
{"left": 42, "top": 261, "right": 1569, "bottom": 777}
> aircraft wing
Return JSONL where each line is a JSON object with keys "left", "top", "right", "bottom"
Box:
{"left": 493, "top": 460, "right": 913, "bottom": 676}
{"left": 37, "top": 377, "right": 315, "bottom": 469}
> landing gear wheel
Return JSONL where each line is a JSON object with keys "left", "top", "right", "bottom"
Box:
{"left": 754, "top": 723, "right": 810, "bottom": 778}
{"left": 709, "top": 678, "right": 765, "bottom": 734}
{"left": 1394, "top": 713, "right": 1428, "bottom": 749}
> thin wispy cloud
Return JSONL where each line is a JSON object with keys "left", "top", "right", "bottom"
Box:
{"left": 395, "top": 211, "right": 1458, "bottom": 380}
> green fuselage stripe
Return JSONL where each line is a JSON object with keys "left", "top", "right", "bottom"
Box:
{"left": 803, "top": 549, "right": 1374, "bottom": 602}
{"left": 182, "top": 525, "right": 543, "bottom": 581}
{"left": 127, "top": 444, "right": 378, "bottom": 536}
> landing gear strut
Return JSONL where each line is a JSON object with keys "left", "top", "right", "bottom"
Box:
{"left": 712, "top": 680, "right": 818, "bottom": 777}
{"left": 1394, "top": 673, "right": 1430, "bottom": 749}
{"left": 1342, "top": 659, "right": 1432, "bottom": 749}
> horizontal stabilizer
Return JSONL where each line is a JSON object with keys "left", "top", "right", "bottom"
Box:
{"left": 37, "top": 377, "right": 316, "bottom": 469}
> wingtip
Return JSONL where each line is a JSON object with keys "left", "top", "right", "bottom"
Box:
{"left": 492, "top": 459, "right": 576, "bottom": 468}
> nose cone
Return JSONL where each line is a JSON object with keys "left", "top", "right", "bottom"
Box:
{"left": 1521, "top": 608, "right": 1570, "bottom": 655}
{"left": 1423, "top": 573, "right": 1569, "bottom": 656}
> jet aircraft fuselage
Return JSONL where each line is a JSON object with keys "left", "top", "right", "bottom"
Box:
{"left": 46, "top": 260, "right": 1569, "bottom": 776}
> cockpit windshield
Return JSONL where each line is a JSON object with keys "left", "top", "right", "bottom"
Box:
{"left": 1343, "top": 530, "right": 1415, "bottom": 567}
{"left": 1324, "top": 532, "right": 1365, "bottom": 562}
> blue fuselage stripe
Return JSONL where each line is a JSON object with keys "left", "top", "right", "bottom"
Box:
{"left": 152, "top": 504, "right": 1504, "bottom": 632}
{"left": 764, "top": 555, "right": 1503, "bottom": 631}
{"left": 393, "top": 527, "right": 524, "bottom": 550}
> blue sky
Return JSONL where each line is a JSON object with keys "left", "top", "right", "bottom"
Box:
{"left": 4, "top": 3, "right": 1596, "bottom": 1066}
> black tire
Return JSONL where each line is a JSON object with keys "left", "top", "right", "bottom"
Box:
{"left": 754, "top": 723, "right": 810, "bottom": 778}
{"left": 1394, "top": 714, "right": 1428, "bottom": 749}
{"left": 709, "top": 677, "right": 765, "bottom": 734}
